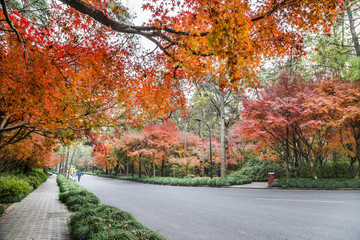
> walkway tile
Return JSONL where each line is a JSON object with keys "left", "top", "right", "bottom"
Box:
{"left": 0, "top": 175, "right": 71, "bottom": 240}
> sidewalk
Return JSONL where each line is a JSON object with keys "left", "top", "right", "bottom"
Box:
{"left": 230, "top": 181, "right": 269, "bottom": 189}
{"left": 0, "top": 175, "right": 71, "bottom": 240}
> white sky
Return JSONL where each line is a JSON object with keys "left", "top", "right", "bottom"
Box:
{"left": 121, "top": 0, "right": 156, "bottom": 50}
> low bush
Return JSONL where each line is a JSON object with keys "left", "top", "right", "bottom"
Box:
{"left": 270, "top": 178, "right": 360, "bottom": 189}
{"left": 70, "top": 204, "right": 166, "bottom": 240}
{"left": 229, "top": 159, "right": 285, "bottom": 181}
{"left": 98, "top": 175, "right": 252, "bottom": 187}
{"left": 57, "top": 175, "right": 165, "bottom": 239}
{"left": 57, "top": 175, "right": 99, "bottom": 211}
{"left": 0, "top": 170, "right": 48, "bottom": 203}
{"left": 0, "top": 174, "right": 31, "bottom": 200}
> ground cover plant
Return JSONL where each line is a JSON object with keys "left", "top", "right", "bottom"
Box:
{"left": 57, "top": 174, "right": 100, "bottom": 211}
{"left": 95, "top": 174, "right": 252, "bottom": 187}
{"left": 70, "top": 204, "right": 166, "bottom": 240}
{"left": 0, "top": 170, "right": 48, "bottom": 203}
{"left": 57, "top": 174, "right": 166, "bottom": 239}
{"left": 270, "top": 178, "right": 360, "bottom": 189}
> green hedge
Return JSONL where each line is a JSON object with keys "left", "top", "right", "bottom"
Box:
{"left": 0, "top": 170, "right": 48, "bottom": 203}
{"left": 70, "top": 204, "right": 166, "bottom": 240}
{"left": 96, "top": 175, "right": 252, "bottom": 187}
{"left": 57, "top": 174, "right": 166, "bottom": 239}
{"left": 270, "top": 178, "right": 360, "bottom": 189}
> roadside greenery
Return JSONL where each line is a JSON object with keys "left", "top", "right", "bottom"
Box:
{"left": 93, "top": 174, "right": 252, "bottom": 187}
{"left": 70, "top": 204, "right": 166, "bottom": 240}
{"left": 57, "top": 174, "right": 99, "bottom": 211}
{"left": 270, "top": 178, "right": 360, "bottom": 189}
{"left": 0, "top": 170, "right": 48, "bottom": 203}
{"left": 57, "top": 174, "right": 166, "bottom": 240}
{"left": 228, "top": 159, "right": 286, "bottom": 181}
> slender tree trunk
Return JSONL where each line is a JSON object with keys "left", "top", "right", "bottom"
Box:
{"left": 126, "top": 157, "right": 129, "bottom": 176}
{"left": 138, "top": 155, "right": 142, "bottom": 178}
{"left": 153, "top": 153, "right": 156, "bottom": 178}
{"left": 220, "top": 90, "right": 226, "bottom": 177}
{"left": 285, "top": 127, "right": 290, "bottom": 179}
{"left": 64, "top": 147, "right": 70, "bottom": 177}
{"left": 184, "top": 120, "right": 187, "bottom": 161}
{"left": 131, "top": 162, "right": 134, "bottom": 178}
{"left": 200, "top": 109, "right": 205, "bottom": 177}
{"left": 68, "top": 142, "right": 79, "bottom": 178}
{"left": 346, "top": 6, "right": 360, "bottom": 56}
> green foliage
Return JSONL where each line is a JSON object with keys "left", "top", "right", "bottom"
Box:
{"left": 25, "top": 170, "right": 48, "bottom": 189}
{"left": 0, "top": 205, "right": 4, "bottom": 215}
{"left": 229, "top": 160, "right": 285, "bottom": 181}
{"left": 100, "top": 175, "right": 251, "bottom": 187}
{"left": 70, "top": 204, "right": 165, "bottom": 240}
{"left": 342, "top": 57, "right": 360, "bottom": 81}
{"left": 0, "top": 174, "right": 31, "bottom": 199}
{"left": 271, "top": 178, "right": 360, "bottom": 189}
{"left": 0, "top": 170, "right": 48, "bottom": 203}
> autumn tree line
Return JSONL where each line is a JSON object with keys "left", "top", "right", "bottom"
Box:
{"left": 0, "top": 0, "right": 359, "bottom": 179}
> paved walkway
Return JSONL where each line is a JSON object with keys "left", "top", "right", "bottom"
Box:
{"left": 0, "top": 175, "right": 71, "bottom": 240}
{"left": 230, "top": 181, "right": 269, "bottom": 189}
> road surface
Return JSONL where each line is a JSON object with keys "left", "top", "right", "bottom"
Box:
{"left": 79, "top": 175, "right": 360, "bottom": 240}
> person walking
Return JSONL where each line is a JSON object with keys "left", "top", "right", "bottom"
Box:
{"left": 77, "top": 171, "right": 82, "bottom": 182}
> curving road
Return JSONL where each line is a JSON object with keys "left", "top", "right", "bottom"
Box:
{"left": 79, "top": 175, "right": 360, "bottom": 240}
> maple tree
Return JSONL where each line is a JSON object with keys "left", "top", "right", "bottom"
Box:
{"left": 56, "top": 0, "right": 346, "bottom": 89}
{"left": 0, "top": 0, "right": 351, "bottom": 173}
{"left": 315, "top": 80, "right": 360, "bottom": 178}
{"left": 237, "top": 72, "right": 335, "bottom": 179}
{"left": 0, "top": 133, "right": 58, "bottom": 172}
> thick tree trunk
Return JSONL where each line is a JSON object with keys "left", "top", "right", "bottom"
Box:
{"left": 220, "top": 91, "right": 226, "bottom": 177}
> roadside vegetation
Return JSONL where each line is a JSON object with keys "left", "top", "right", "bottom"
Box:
{"left": 0, "top": 170, "right": 48, "bottom": 204}
{"left": 91, "top": 174, "right": 251, "bottom": 187}
{"left": 57, "top": 174, "right": 166, "bottom": 240}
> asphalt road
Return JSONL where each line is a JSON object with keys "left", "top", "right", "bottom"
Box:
{"left": 79, "top": 175, "right": 360, "bottom": 240}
